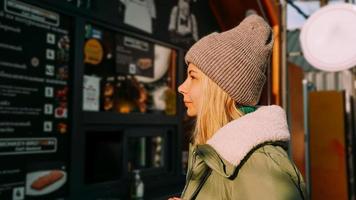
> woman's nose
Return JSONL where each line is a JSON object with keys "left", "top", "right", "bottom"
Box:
{"left": 178, "top": 80, "right": 187, "bottom": 95}
{"left": 178, "top": 84, "right": 184, "bottom": 95}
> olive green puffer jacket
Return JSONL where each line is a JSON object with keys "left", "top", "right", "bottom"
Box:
{"left": 180, "top": 106, "right": 306, "bottom": 200}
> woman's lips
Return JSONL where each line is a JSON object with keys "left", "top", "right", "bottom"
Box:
{"left": 184, "top": 102, "right": 192, "bottom": 106}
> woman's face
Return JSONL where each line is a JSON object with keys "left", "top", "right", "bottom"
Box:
{"left": 178, "top": 63, "right": 204, "bottom": 117}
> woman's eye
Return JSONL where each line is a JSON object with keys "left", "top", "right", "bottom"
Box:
{"left": 190, "top": 75, "right": 196, "bottom": 80}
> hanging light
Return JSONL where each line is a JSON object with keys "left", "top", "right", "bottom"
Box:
{"left": 300, "top": 3, "right": 356, "bottom": 72}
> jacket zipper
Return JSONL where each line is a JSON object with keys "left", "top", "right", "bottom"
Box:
{"left": 181, "top": 149, "right": 212, "bottom": 200}
{"left": 181, "top": 149, "right": 197, "bottom": 197}
{"left": 190, "top": 168, "right": 212, "bottom": 199}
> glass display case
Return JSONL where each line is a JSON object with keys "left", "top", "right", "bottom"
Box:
{"left": 126, "top": 128, "right": 171, "bottom": 172}
{"left": 82, "top": 24, "right": 178, "bottom": 116}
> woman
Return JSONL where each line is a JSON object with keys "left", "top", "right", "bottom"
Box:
{"left": 170, "top": 15, "right": 306, "bottom": 200}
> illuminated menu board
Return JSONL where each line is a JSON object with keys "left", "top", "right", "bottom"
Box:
{"left": 0, "top": 0, "right": 71, "bottom": 199}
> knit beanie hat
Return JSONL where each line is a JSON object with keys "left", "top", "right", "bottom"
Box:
{"left": 185, "top": 14, "right": 274, "bottom": 106}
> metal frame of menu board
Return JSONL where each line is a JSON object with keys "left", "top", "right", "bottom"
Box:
{"left": 0, "top": 0, "right": 186, "bottom": 199}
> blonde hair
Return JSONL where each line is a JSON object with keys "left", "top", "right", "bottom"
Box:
{"left": 193, "top": 74, "right": 244, "bottom": 145}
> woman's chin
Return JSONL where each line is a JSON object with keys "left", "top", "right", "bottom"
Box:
{"left": 186, "top": 109, "right": 197, "bottom": 117}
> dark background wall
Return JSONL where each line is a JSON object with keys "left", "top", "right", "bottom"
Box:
{"left": 0, "top": 0, "right": 219, "bottom": 199}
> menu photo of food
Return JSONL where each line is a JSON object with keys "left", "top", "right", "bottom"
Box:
{"left": 25, "top": 170, "right": 67, "bottom": 196}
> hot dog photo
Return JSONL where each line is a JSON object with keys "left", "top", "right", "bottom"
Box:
{"left": 26, "top": 169, "right": 67, "bottom": 196}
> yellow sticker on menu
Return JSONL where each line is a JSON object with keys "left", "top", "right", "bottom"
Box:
{"left": 84, "top": 39, "right": 103, "bottom": 65}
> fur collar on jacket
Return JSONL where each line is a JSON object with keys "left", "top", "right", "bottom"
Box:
{"left": 206, "top": 105, "right": 290, "bottom": 167}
